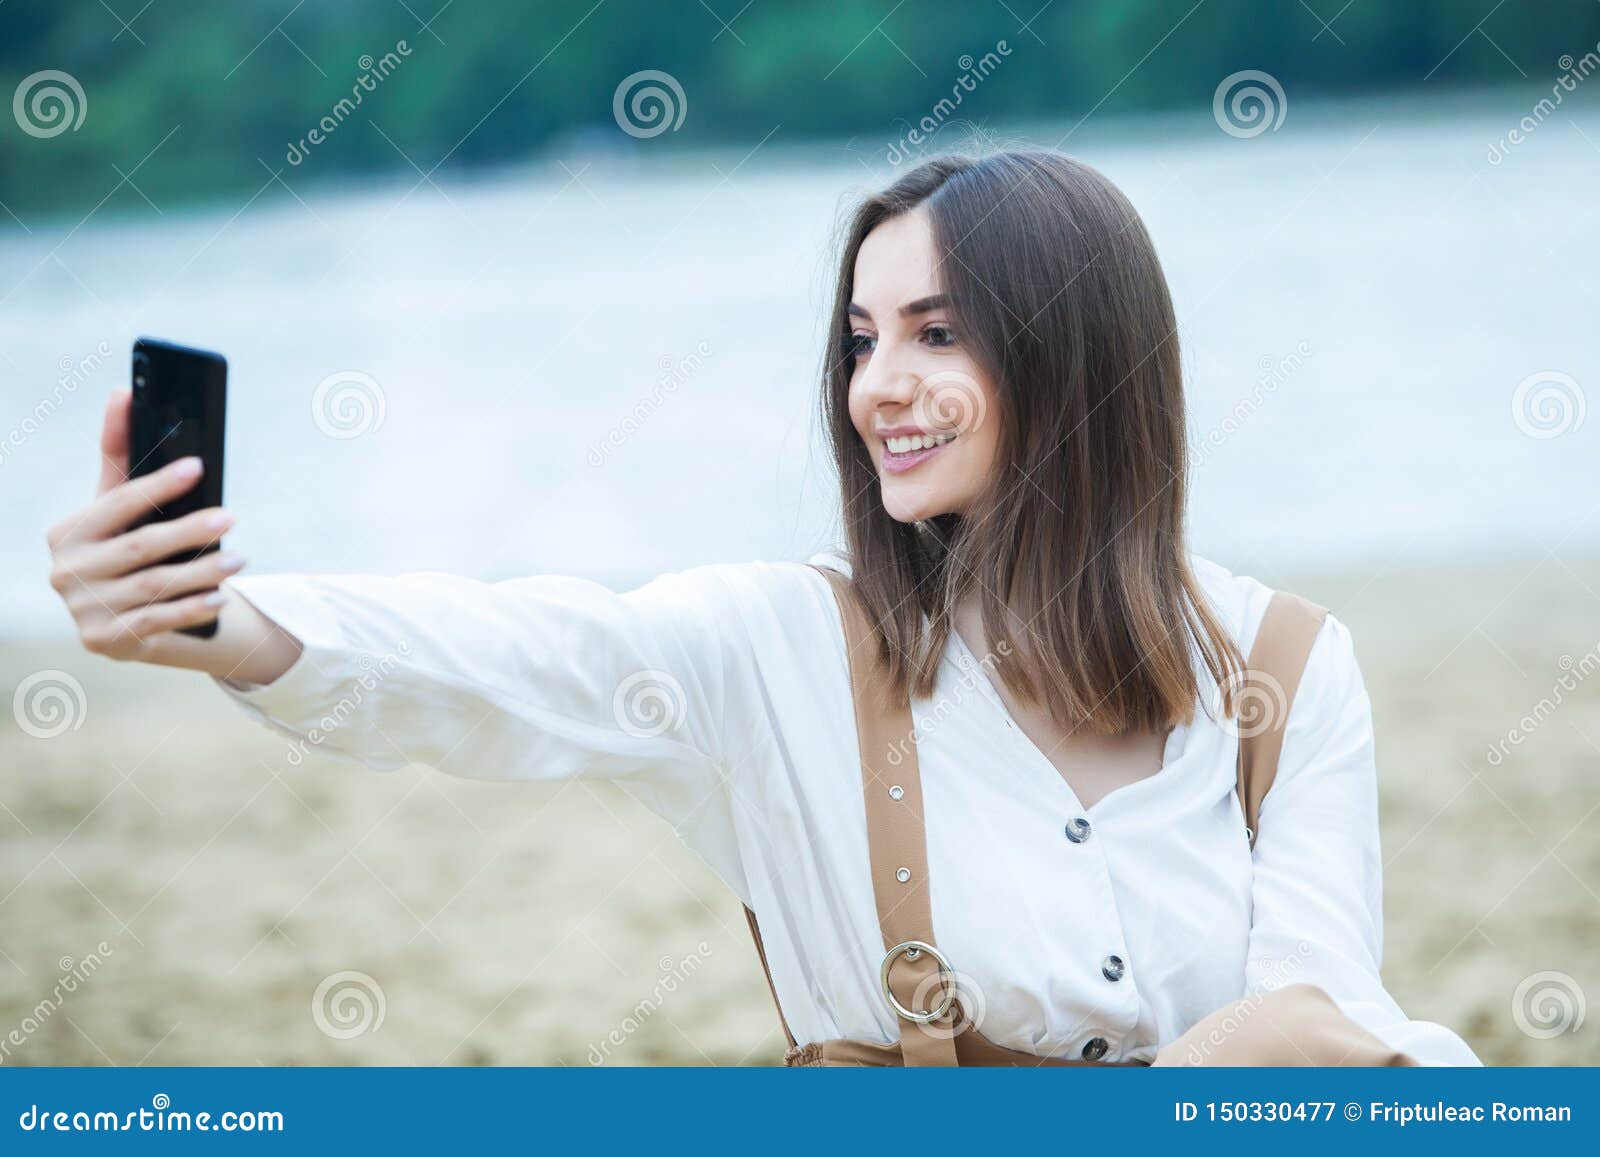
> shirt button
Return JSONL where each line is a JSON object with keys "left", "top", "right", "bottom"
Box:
{"left": 1064, "top": 817, "right": 1091, "bottom": 843}
{"left": 1100, "top": 954, "right": 1125, "bottom": 982}
{"left": 1081, "top": 1036, "right": 1109, "bottom": 1061}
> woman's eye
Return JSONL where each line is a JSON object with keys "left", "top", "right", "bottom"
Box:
{"left": 844, "top": 331, "right": 876, "bottom": 359}
{"left": 922, "top": 324, "right": 956, "bottom": 348}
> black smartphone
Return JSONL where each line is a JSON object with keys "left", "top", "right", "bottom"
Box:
{"left": 128, "top": 337, "right": 228, "bottom": 638}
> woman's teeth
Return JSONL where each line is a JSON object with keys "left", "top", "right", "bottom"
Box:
{"left": 885, "top": 432, "right": 956, "bottom": 454}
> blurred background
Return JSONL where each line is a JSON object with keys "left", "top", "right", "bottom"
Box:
{"left": 1, "top": 0, "right": 1597, "bottom": 1066}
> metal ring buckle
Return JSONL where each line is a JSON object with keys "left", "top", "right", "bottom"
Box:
{"left": 879, "top": 940, "right": 956, "bottom": 1024}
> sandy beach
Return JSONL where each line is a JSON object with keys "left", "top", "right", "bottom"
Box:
{"left": 2, "top": 555, "right": 1596, "bottom": 1066}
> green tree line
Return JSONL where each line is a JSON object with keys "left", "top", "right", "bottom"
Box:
{"left": 1, "top": 0, "right": 1596, "bottom": 219}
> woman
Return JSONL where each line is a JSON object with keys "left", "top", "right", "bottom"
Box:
{"left": 45, "top": 150, "right": 1480, "bottom": 1066}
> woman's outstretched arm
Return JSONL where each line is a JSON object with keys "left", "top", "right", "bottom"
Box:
{"left": 46, "top": 389, "right": 772, "bottom": 900}
{"left": 46, "top": 388, "right": 302, "bottom": 685}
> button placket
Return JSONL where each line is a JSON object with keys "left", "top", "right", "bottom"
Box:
{"left": 1055, "top": 802, "right": 1138, "bottom": 1042}
{"left": 945, "top": 628, "right": 1141, "bottom": 1061}
{"left": 1067, "top": 833, "right": 1138, "bottom": 1055}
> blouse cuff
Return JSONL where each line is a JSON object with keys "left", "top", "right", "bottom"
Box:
{"left": 211, "top": 574, "right": 408, "bottom": 771}
{"left": 1358, "top": 1010, "right": 1483, "bottom": 1066}
{"left": 1319, "top": 989, "right": 1482, "bottom": 1066}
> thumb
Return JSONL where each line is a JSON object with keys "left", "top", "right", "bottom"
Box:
{"left": 96, "top": 387, "right": 132, "bottom": 496}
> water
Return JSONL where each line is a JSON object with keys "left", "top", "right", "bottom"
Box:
{"left": 3, "top": 91, "right": 1595, "bottom": 638}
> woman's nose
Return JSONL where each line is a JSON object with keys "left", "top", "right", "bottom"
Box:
{"left": 856, "top": 345, "right": 918, "bottom": 409}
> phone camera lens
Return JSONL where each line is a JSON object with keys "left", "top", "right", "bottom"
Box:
{"left": 133, "top": 374, "right": 146, "bottom": 389}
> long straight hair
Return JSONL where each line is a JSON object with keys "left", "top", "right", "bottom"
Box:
{"left": 822, "top": 150, "right": 1243, "bottom": 735}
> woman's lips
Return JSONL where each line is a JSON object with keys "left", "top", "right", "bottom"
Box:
{"left": 880, "top": 436, "right": 955, "bottom": 475}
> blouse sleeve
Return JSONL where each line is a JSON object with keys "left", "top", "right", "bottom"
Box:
{"left": 210, "top": 566, "right": 766, "bottom": 899}
{"left": 1241, "top": 610, "right": 1483, "bottom": 1066}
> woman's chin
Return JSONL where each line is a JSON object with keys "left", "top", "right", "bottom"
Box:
{"left": 878, "top": 482, "right": 955, "bottom": 524}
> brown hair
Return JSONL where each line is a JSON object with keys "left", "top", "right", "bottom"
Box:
{"left": 822, "top": 150, "right": 1242, "bottom": 735}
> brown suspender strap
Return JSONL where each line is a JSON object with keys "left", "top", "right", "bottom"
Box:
{"left": 742, "top": 904, "right": 798, "bottom": 1051}
{"left": 1235, "top": 591, "right": 1329, "bottom": 850}
{"left": 817, "top": 567, "right": 960, "bottom": 1066}
{"left": 741, "top": 565, "right": 956, "bottom": 1064}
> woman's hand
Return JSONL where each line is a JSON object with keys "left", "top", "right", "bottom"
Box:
{"left": 46, "top": 389, "right": 301, "bottom": 684}
{"left": 1150, "top": 983, "right": 1416, "bottom": 1066}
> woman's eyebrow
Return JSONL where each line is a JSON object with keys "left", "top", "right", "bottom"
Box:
{"left": 898, "top": 293, "right": 948, "bottom": 317}
{"left": 847, "top": 293, "right": 948, "bottom": 321}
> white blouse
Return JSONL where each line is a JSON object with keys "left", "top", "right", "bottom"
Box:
{"left": 214, "top": 552, "right": 1482, "bottom": 1066}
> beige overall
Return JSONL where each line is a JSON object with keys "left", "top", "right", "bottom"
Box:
{"left": 744, "top": 567, "right": 1417, "bottom": 1067}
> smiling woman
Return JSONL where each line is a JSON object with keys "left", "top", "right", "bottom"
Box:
{"left": 829, "top": 153, "right": 1239, "bottom": 752}
{"left": 44, "top": 148, "right": 1481, "bottom": 1067}
{"left": 843, "top": 246, "right": 1001, "bottom": 519}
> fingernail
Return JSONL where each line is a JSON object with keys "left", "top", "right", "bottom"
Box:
{"left": 203, "top": 591, "right": 226, "bottom": 608}
{"left": 176, "top": 456, "right": 203, "bottom": 477}
{"left": 217, "top": 552, "right": 246, "bottom": 573}
{"left": 207, "top": 510, "right": 234, "bottom": 532}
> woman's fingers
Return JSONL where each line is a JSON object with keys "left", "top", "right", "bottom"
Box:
{"left": 56, "top": 505, "right": 234, "bottom": 586}
{"left": 93, "top": 550, "right": 247, "bottom": 613}
{"left": 48, "top": 397, "right": 253, "bottom": 666}
{"left": 79, "top": 589, "right": 229, "bottom": 660}
{"left": 95, "top": 387, "right": 133, "bottom": 497}
{"left": 49, "top": 455, "right": 206, "bottom": 549}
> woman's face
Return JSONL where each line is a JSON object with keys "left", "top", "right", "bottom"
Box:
{"left": 846, "top": 208, "right": 1001, "bottom": 523}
